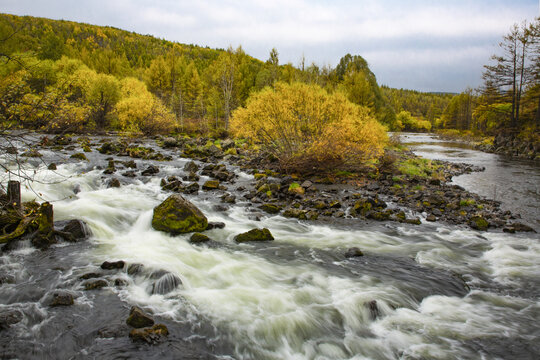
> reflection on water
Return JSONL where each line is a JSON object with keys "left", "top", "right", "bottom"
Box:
{"left": 400, "top": 133, "right": 540, "bottom": 229}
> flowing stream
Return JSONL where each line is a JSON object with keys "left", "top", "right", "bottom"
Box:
{"left": 1, "top": 134, "right": 539, "bottom": 359}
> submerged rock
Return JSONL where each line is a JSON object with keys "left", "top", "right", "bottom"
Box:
{"left": 129, "top": 324, "right": 169, "bottom": 344}
{"left": 150, "top": 272, "right": 182, "bottom": 295}
{"left": 101, "top": 260, "right": 125, "bottom": 270}
{"left": 61, "top": 219, "right": 91, "bottom": 241}
{"left": 49, "top": 291, "right": 74, "bottom": 307}
{"left": 234, "top": 228, "right": 274, "bottom": 243}
{"left": 126, "top": 306, "right": 154, "bottom": 328}
{"left": 127, "top": 263, "right": 144, "bottom": 276}
{"left": 83, "top": 279, "right": 108, "bottom": 290}
{"left": 151, "top": 194, "right": 208, "bottom": 234}
{"left": 344, "top": 247, "right": 364, "bottom": 258}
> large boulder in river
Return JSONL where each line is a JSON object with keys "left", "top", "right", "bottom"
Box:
{"left": 151, "top": 195, "right": 208, "bottom": 234}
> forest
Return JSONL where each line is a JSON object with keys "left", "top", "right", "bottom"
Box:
{"left": 0, "top": 13, "right": 539, "bottom": 143}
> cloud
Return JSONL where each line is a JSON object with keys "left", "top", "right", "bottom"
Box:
{"left": 2, "top": 0, "right": 537, "bottom": 91}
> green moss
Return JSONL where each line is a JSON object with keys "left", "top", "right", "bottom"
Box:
{"left": 70, "top": 153, "right": 87, "bottom": 161}
{"left": 202, "top": 180, "right": 220, "bottom": 190}
{"left": 288, "top": 182, "right": 305, "bottom": 196}
{"left": 224, "top": 148, "right": 237, "bottom": 156}
{"left": 234, "top": 228, "right": 274, "bottom": 243}
{"left": 460, "top": 198, "right": 476, "bottom": 207}
{"left": 254, "top": 173, "right": 267, "bottom": 180}
{"left": 469, "top": 216, "right": 488, "bottom": 231}
{"left": 151, "top": 195, "right": 208, "bottom": 234}
{"left": 260, "top": 204, "right": 282, "bottom": 214}
{"left": 398, "top": 158, "right": 441, "bottom": 178}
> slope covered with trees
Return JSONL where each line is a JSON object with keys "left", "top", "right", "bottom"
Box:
{"left": 0, "top": 13, "right": 399, "bottom": 135}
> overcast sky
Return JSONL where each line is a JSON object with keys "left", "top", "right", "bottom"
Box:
{"left": 2, "top": 0, "right": 538, "bottom": 92}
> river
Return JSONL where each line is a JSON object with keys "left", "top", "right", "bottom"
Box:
{"left": 1, "top": 134, "right": 539, "bottom": 359}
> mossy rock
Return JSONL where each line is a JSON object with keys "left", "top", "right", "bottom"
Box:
{"left": 469, "top": 216, "right": 488, "bottom": 231}
{"left": 151, "top": 194, "right": 208, "bottom": 234}
{"left": 126, "top": 306, "right": 155, "bottom": 328}
{"left": 288, "top": 183, "right": 305, "bottom": 196}
{"left": 202, "top": 180, "right": 220, "bottom": 191}
{"left": 70, "top": 153, "right": 87, "bottom": 160}
{"left": 234, "top": 228, "right": 274, "bottom": 243}
{"left": 260, "top": 203, "right": 282, "bottom": 214}
{"left": 189, "top": 233, "right": 210, "bottom": 243}
{"left": 283, "top": 209, "right": 307, "bottom": 220}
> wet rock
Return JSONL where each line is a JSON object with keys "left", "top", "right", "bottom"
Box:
{"left": 70, "top": 153, "right": 87, "bottom": 161}
{"left": 22, "top": 149, "right": 42, "bottom": 157}
{"left": 503, "top": 223, "right": 536, "bottom": 233}
{"left": 114, "top": 278, "right": 128, "bottom": 287}
{"left": 365, "top": 300, "right": 380, "bottom": 320}
{"left": 122, "top": 170, "right": 137, "bottom": 178}
{"left": 345, "top": 247, "right": 364, "bottom": 258}
{"left": 47, "top": 163, "right": 57, "bottom": 170}
{"left": 141, "top": 165, "right": 159, "bottom": 176}
{"left": 213, "top": 204, "right": 229, "bottom": 212}
{"left": 127, "top": 263, "right": 144, "bottom": 276}
{"left": 183, "top": 182, "right": 199, "bottom": 194}
{"left": 206, "top": 221, "right": 226, "bottom": 230}
{"left": 184, "top": 171, "right": 199, "bottom": 182}
{"left": 129, "top": 324, "right": 169, "bottom": 344}
{"left": 426, "top": 214, "right": 437, "bottom": 222}
{"left": 190, "top": 233, "right": 210, "bottom": 243}
{"left": 98, "top": 141, "right": 124, "bottom": 154}
{"left": 162, "top": 137, "right": 178, "bottom": 147}
{"left": 152, "top": 194, "right": 208, "bottom": 234}
{"left": 50, "top": 291, "right": 74, "bottom": 307}
{"left": 221, "top": 193, "right": 236, "bottom": 204}
{"left": 107, "top": 178, "right": 121, "bottom": 188}
{"left": 161, "top": 177, "right": 184, "bottom": 192}
{"left": 0, "top": 309, "right": 23, "bottom": 330}
{"left": 405, "top": 218, "right": 422, "bottom": 225}
{"left": 283, "top": 208, "right": 307, "bottom": 220}
{"left": 84, "top": 279, "right": 108, "bottom": 290}
{"left": 202, "top": 180, "right": 220, "bottom": 191}
{"left": 5, "top": 146, "right": 17, "bottom": 155}
{"left": 150, "top": 273, "right": 182, "bottom": 295}
{"left": 126, "top": 306, "right": 155, "bottom": 328}
{"left": 123, "top": 160, "right": 137, "bottom": 169}
{"left": 234, "top": 228, "right": 274, "bottom": 243}
{"left": 101, "top": 260, "right": 125, "bottom": 270}
{"left": 301, "top": 180, "right": 313, "bottom": 189}
{"left": 103, "top": 160, "right": 116, "bottom": 174}
{"left": 259, "top": 203, "right": 282, "bottom": 214}
{"left": 469, "top": 216, "right": 489, "bottom": 231}
{"left": 79, "top": 272, "right": 102, "bottom": 280}
{"left": 183, "top": 161, "right": 199, "bottom": 173}
{"left": 61, "top": 219, "right": 91, "bottom": 241}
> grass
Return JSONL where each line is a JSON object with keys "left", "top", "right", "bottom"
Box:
{"left": 397, "top": 158, "right": 442, "bottom": 178}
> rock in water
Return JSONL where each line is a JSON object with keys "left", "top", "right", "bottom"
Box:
{"left": 129, "top": 324, "right": 169, "bottom": 344}
{"left": 234, "top": 228, "right": 274, "bottom": 243}
{"left": 150, "top": 272, "right": 182, "bottom": 295}
{"left": 151, "top": 194, "right": 208, "bottom": 234}
{"left": 126, "top": 306, "right": 155, "bottom": 328}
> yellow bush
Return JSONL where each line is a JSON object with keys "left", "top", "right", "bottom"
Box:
{"left": 115, "top": 77, "right": 175, "bottom": 135}
{"left": 231, "top": 82, "right": 387, "bottom": 172}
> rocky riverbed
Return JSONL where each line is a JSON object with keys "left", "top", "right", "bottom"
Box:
{"left": 1, "top": 132, "right": 539, "bottom": 360}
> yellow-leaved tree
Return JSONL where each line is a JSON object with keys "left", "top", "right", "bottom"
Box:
{"left": 115, "top": 77, "right": 176, "bottom": 134}
{"left": 231, "top": 82, "right": 387, "bottom": 173}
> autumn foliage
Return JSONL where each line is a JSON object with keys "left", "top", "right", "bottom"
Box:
{"left": 231, "top": 82, "right": 387, "bottom": 172}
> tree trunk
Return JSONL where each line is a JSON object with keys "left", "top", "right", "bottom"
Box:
{"left": 7, "top": 180, "right": 21, "bottom": 209}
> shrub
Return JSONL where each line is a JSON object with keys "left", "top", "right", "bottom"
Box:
{"left": 230, "top": 82, "right": 387, "bottom": 173}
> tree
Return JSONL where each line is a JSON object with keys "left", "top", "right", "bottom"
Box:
{"left": 481, "top": 19, "right": 539, "bottom": 128}
{"left": 230, "top": 82, "right": 387, "bottom": 173}
{"left": 86, "top": 73, "right": 120, "bottom": 129}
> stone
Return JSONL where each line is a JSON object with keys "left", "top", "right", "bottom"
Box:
{"left": 126, "top": 306, "right": 155, "bottom": 328}
{"left": 142, "top": 165, "right": 159, "bottom": 176}
{"left": 101, "top": 260, "right": 125, "bottom": 270}
{"left": 61, "top": 219, "right": 91, "bottom": 241}
{"left": 283, "top": 208, "right": 307, "bottom": 220}
{"left": 47, "top": 163, "right": 57, "bottom": 170}
{"left": 50, "top": 291, "right": 74, "bottom": 307}
{"left": 162, "top": 137, "right": 177, "bottom": 147}
{"left": 84, "top": 279, "right": 108, "bottom": 290}
{"left": 426, "top": 214, "right": 437, "bottom": 222}
{"left": 202, "top": 180, "right": 220, "bottom": 190}
{"left": 206, "top": 221, "right": 226, "bottom": 230}
{"left": 150, "top": 273, "right": 182, "bottom": 295}
{"left": 469, "top": 216, "right": 489, "bottom": 231}
{"left": 152, "top": 194, "right": 208, "bottom": 234}
{"left": 183, "top": 161, "right": 199, "bottom": 173}
{"left": 259, "top": 203, "right": 282, "bottom": 214}
{"left": 503, "top": 222, "right": 536, "bottom": 233}
{"left": 107, "top": 178, "right": 121, "bottom": 188}
{"left": 129, "top": 324, "right": 169, "bottom": 344}
{"left": 70, "top": 153, "right": 87, "bottom": 161}
{"left": 344, "top": 247, "right": 364, "bottom": 258}
{"left": 79, "top": 272, "right": 101, "bottom": 280}
{"left": 127, "top": 263, "right": 144, "bottom": 276}
{"left": 189, "top": 233, "right": 210, "bottom": 243}
{"left": 234, "top": 228, "right": 274, "bottom": 243}
{"left": 0, "top": 310, "right": 23, "bottom": 330}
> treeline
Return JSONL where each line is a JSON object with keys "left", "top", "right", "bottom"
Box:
{"left": 0, "top": 13, "right": 399, "bottom": 135}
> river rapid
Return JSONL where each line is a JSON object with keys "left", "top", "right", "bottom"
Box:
{"left": 1, "top": 133, "right": 539, "bottom": 360}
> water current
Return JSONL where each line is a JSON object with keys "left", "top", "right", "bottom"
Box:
{"left": 1, "top": 133, "right": 539, "bottom": 359}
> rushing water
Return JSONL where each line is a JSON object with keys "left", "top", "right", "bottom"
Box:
{"left": 1, "top": 134, "right": 539, "bottom": 359}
